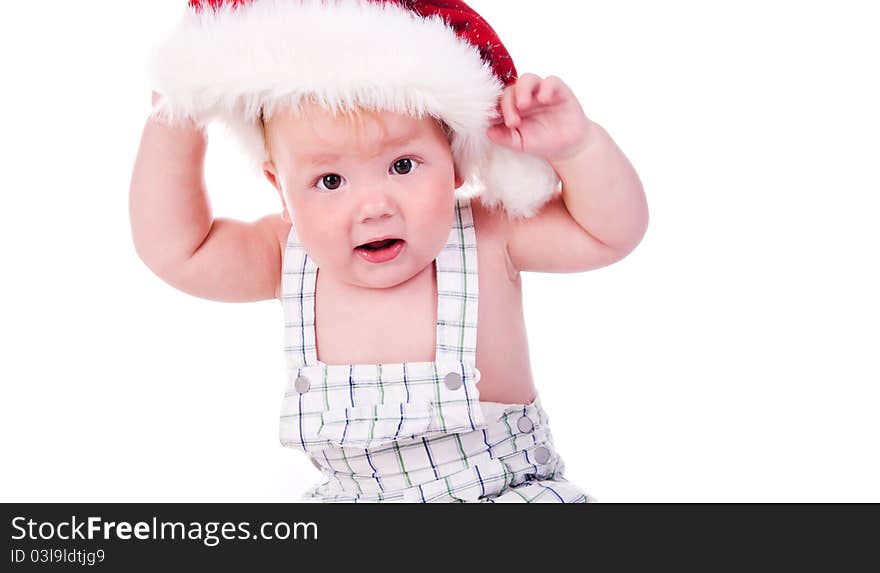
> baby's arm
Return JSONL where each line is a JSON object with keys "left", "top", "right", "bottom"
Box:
{"left": 129, "top": 93, "right": 289, "bottom": 302}
{"left": 488, "top": 74, "right": 648, "bottom": 274}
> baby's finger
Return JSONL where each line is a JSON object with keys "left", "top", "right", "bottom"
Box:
{"left": 499, "top": 86, "right": 519, "bottom": 128}
{"left": 536, "top": 76, "right": 561, "bottom": 105}
{"left": 487, "top": 122, "right": 522, "bottom": 150}
{"left": 515, "top": 73, "right": 543, "bottom": 112}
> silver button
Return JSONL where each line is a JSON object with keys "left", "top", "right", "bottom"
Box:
{"left": 294, "top": 375, "right": 310, "bottom": 394}
{"left": 534, "top": 446, "right": 551, "bottom": 465}
{"left": 443, "top": 372, "right": 463, "bottom": 390}
{"left": 517, "top": 415, "right": 534, "bottom": 434}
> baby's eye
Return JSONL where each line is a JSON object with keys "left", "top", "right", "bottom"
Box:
{"left": 315, "top": 173, "right": 343, "bottom": 191}
{"left": 391, "top": 157, "right": 421, "bottom": 175}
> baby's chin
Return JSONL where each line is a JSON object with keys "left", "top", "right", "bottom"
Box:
{"left": 345, "top": 248, "right": 437, "bottom": 290}
{"left": 350, "top": 274, "right": 419, "bottom": 290}
{"left": 350, "top": 263, "right": 430, "bottom": 290}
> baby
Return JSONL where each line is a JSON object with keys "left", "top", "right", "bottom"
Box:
{"left": 131, "top": 0, "right": 647, "bottom": 503}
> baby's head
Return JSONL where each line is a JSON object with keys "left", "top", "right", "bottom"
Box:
{"left": 262, "top": 101, "right": 464, "bottom": 289}
{"left": 151, "top": 0, "right": 561, "bottom": 259}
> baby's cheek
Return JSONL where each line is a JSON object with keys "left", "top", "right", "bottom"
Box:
{"left": 431, "top": 187, "right": 457, "bottom": 224}
{"left": 290, "top": 214, "right": 335, "bottom": 263}
{"left": 417, "top": 187, "right": 457, "bottom": 243}
{"left": 306, "top": 230, "right": 343, "bottom": 264}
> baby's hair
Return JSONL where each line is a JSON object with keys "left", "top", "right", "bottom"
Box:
{"left": 259, "top": 108, "right": 271, "bottom": 161}
{"left": 259, "top": 102, "right": 454, "bottom": 165}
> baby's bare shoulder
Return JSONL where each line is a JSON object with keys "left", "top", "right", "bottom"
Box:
{"left": 470, "top": 198, "right": 508, "bottom": 244}
{"left": 470, "top": 199, "right": 519, "bottom": 283}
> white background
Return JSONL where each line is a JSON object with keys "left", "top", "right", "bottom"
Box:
{"left": 1, "top": 0, "right": 877, "bottom": 502}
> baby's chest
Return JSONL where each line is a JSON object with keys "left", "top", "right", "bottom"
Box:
{"left": 314, "top": 282, "right": 438, "bottom": 365}
{"left": 314, "top": 277, "right": 519, "bottom": 370}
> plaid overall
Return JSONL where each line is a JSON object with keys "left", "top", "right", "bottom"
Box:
{"left": 279, "top": 198, "right": 592, "bottom": 502}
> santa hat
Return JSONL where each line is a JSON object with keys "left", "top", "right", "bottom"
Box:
{"left": 148, "top": 0, "right": 561, "bottom": 218}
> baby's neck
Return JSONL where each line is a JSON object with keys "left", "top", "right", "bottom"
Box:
{"left": 318, "top": 260, "right": 436, "bottom": 297}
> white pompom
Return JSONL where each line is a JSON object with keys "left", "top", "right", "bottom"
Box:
{"left": 478, "top": 145, "right": 561, "bottom": 218}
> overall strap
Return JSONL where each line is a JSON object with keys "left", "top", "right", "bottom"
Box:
{"left": 281, "top": 229, "right": 319, "bottom": 369}
{"left": 434, "top": 198, "right": 479, "bottom": 367}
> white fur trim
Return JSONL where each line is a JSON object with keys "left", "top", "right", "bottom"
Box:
{"left": 148, "top": 0, "right": 557, "bottom": 217}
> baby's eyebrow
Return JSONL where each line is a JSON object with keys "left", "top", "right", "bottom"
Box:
{"left": 299, "top": 152, "right": 344, "bottom": 167}
{"left": 298, "top": 132, "right": 422, "bottom": 167}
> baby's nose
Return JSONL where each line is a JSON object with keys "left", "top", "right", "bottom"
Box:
{"left": 357, "top": 188, "right": 397, "bottom": 222}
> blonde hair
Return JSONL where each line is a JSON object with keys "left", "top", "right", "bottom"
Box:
{"left": 260, "top": 101, "right": 453, "bottom": 164}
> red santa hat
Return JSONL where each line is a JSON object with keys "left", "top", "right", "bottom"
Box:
{"left": 149, "top": 0, "right": 561, "bottom": 218}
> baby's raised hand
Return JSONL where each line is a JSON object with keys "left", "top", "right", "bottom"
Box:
{"left": 488, "top": 74, "right": 595, "bottom": 164}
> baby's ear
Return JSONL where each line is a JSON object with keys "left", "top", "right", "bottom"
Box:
{"left": 262, "top": 160, "right": 281, "bottom": 192}
{"left": 263, "top": 160, "right": 291, "bottom": 223}
{"left": 454, "top": 169, "right": 464, "bottom": 189}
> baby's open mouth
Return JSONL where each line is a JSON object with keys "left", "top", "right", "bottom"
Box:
{"left": 356, "top": 238, "right": 403, "bottom": 252}
{"left": 354, "top": 238, "right": 406, "bottom": 263}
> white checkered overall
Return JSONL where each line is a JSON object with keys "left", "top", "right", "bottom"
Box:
{"left": 279, "top": 198, "right": 592, "bottom": 502}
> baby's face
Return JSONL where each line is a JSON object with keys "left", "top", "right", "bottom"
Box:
{"left": 263, "top": 102, "right": 463, "bottom": 289}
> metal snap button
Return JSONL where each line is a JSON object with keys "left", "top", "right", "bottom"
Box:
{"left": 517, "top": 415, "right": 535, "bottom": 434}
{"left": 294, "top": 375, "right": 311, "bottom": 394}
{"left": 534, "top": 446, "right": 551, "bottom": 465}
{"left": 443, "top": 371, "right": 463, "bottom": 390}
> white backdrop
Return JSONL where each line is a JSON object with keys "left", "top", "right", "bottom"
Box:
{"left": 1, "top": 1, "right": 877, "bottom": 502}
